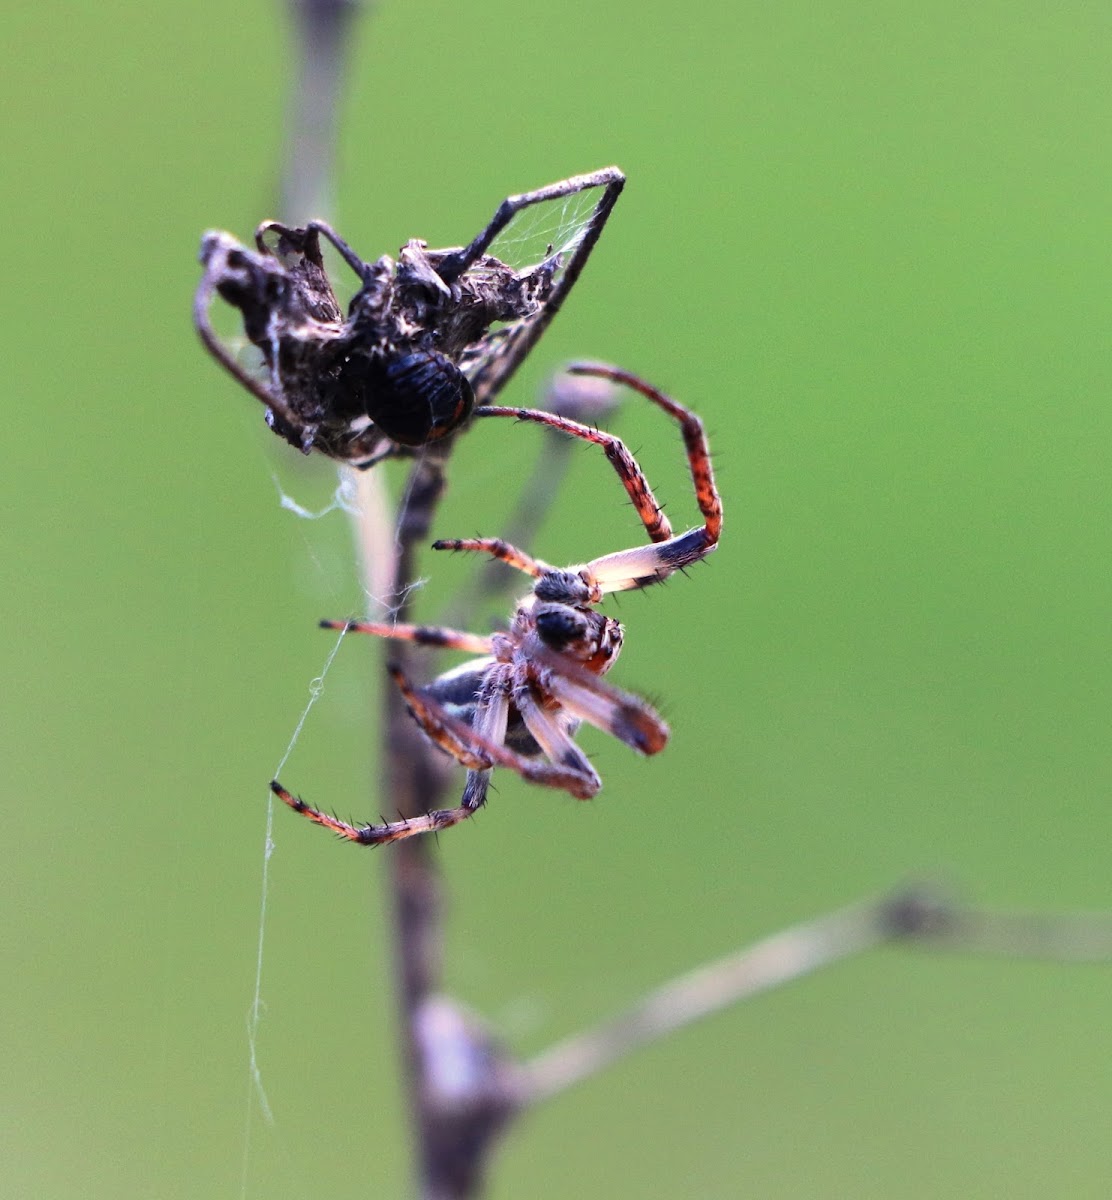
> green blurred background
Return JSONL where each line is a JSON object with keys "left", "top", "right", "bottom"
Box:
{"left": 5, "top": 1, "right": 1112, "bottom": 1195}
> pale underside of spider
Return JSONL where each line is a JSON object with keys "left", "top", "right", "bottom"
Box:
{"left": 270, "top": 362, "right": 723, "bottom": 845}
{"left": 194, "top": 168, "right": 625, "bottom": 467}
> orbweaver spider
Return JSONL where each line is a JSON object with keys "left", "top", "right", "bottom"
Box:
{"left": 270, "top": 362, "right": 722, "bottom": 844}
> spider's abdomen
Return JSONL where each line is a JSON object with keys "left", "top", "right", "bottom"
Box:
{"left": 425, "top": 657, "right": 489, "bottom": 714}
{"left": 425, "top": 656, "right": 545, "bottom": 759}
{"left": 340, "top": 348, "right": 475, "bottom": 447}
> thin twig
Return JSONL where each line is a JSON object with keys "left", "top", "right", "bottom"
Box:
{"left": 520, "top": 890, "right": 895, "bottom": 1105}
{"left": 355, "top": 434, "right": 515, "bottom": 1200}
{"left": 277, "top": 7, "right": 467, "bottom": 1198}
{"left": 515, "top": 885, "right": 1112, "bottom": 1109}
{"left": 898, "top": 894, "right": 1112, "bottom": 961}
{"left": 376, "top": 447, "right": 462, "bottom": 1199}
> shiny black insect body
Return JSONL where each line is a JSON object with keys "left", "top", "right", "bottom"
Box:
{"left": 195, "top": 168, "right": 625, "bottom": 467}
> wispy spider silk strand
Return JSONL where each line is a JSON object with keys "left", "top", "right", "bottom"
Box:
{"left": 242, "top": 629, "right": 347, "bottom": 1165}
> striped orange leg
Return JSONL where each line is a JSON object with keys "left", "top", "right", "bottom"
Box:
{"left": 470, "top": 409, "right": 673, "bottom": 544}
{"left": 273, "top": 665, "right": 600, "bottom": 846}
{"left": 431, "top": 537, "right": 549, "bottom": 579}
{"left": 319, "top": 618, "right": 494, "bottom": 656}
{"left": 270, "top": 666, "right": 508, "bottom": 845}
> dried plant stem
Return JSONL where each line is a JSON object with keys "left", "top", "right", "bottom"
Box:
{"left": 282, "top": 0, "right": 363, "bottom": 223}
{"left": 278, "top": 6, "right": 457, "bottom": 1196}
{"left": 373, "top": 449, "right": 459, "bottom": 1198}
{"left": 517, "top": 885, "right": 1112, "bottom": 1109}
{"left": 351, "top": 440, "right": 519, "bottom": 1199}
{"left": 520, "top": 892, "right": 892, "bottom": 1105}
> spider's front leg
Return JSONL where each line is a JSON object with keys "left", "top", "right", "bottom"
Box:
{"left": 319, "top": 616, "right": 494, "bottom": 657}
{"left": 479, "top": 363, "right": 722, "bottom": 592}
{"left": 472, "top": 403, "right": 674, "bottom": 546}
{"left": 572, "top": 363, "right": 722, "bottom": 591}
{"left": 430, "top": 537, "right": 550, "bottom": 581}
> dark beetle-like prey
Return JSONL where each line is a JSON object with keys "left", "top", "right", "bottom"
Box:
{"left": 194, "top": 168, "right": 625, "bottom": 468}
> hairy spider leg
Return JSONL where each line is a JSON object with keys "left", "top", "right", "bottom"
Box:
{"left": 389, "top": 666, "right": 598, "bottom": 798}
{"left": 513, "top": 684, "right": 601, "bottom": 788}
{"left": 273, "top": 662, "right": 600, "bottom": 845}
{"left": 430, "top": 538, "right": 549, "bottom": 579}
{"left": 473, "top": 404, "right": 673, "bottom": 544}
{"left": 319, "top": 618, "right": 494, "bottom": 656}
{"left": 401, "top": 664, "right": 511, "bottom": 837}
{"left": 570, "top": 361, "right": 722, "bottom": 545}
{"left": 269, "top": 668, "right": 506, "bottom": 846}
{"left": 477, "top": 364, "right": 722, "bottom": 593}
{"left": 270, "top": 780, "right": 490, "bottom": 846}
{"left": 526, "top": 644, "right": 670, "bottom": 756}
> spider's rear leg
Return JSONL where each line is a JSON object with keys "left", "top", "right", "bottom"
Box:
{"left": 270, "top": 781, "right": 483, "bottom": 846}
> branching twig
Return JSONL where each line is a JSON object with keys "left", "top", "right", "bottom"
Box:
{"left": 520, "top": 890, "right": 897, "bottom": 1105}
{"left": 514, "top": 884, "right": 1112, "bottom": 1109}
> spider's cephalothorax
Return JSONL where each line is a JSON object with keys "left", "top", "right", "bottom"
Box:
{"left": 195, "top": 168, "right": 625, "bottom": 468}
{"left": 271, "top": 363, "right": 723, "bottom": 845}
